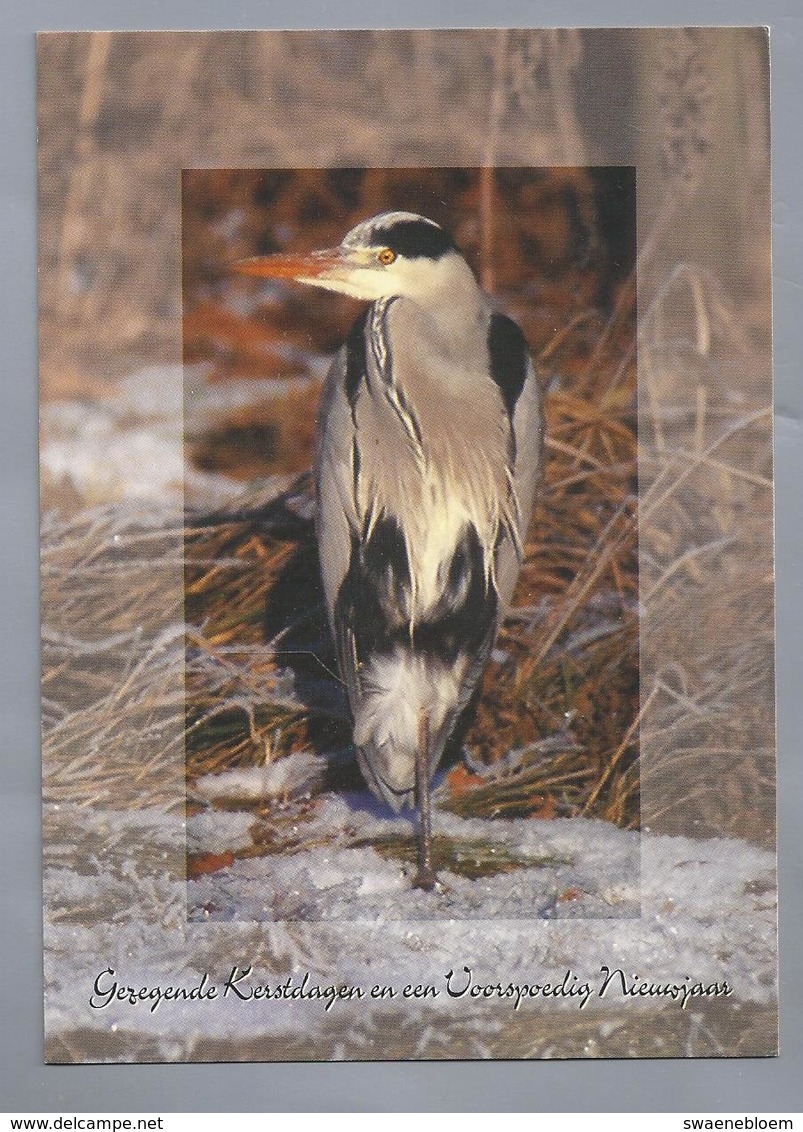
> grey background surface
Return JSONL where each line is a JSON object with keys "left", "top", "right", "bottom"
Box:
{"left": 2, "top": 0, "right": 800, "bottom": 1114}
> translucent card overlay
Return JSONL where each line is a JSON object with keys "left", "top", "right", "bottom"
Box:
{"left": 180, "top": 164, "right": 641, "bottom": 925}
{"left": 39, "top": 28, "right": 775, "bottom": 1061}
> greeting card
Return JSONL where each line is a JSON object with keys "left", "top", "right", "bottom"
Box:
{"left": 39, "top": 27, "right": 775, "bottom": 1061}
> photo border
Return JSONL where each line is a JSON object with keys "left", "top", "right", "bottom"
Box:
{"left": 4, "top": 0, "right": 798, "bottom": 1111}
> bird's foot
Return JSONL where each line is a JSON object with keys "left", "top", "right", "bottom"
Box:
{"left": 412, "top": 866, "right": 438, "bottom": 892}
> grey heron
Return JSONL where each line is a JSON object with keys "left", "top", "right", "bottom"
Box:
{"left": 238, "top": 211, "right": 543, "bottom": 890}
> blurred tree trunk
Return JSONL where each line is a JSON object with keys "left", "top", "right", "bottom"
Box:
{"left": 634, "top": 27, "right": 769, "bottom": 286}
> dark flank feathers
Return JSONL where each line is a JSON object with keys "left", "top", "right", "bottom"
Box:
{"left": 334, "top": 516, "right": 498, "bottom": 673}
{"left": 488, "top": 312, "right": 529, "bottom": 418}
{"left": 371, "top": 218, "right": 456, "bottom": 260}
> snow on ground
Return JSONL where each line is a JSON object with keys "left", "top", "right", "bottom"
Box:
{"left": 40, "top": 365, "right": 313, "bottom": 508}
{"left": 43, "top": 794, "right": 776, "bottom": 1058}
{"left": 193, "top": 754, "right": 328, "bottom": 811}
{"left": 187, "top": 793, "right": 641, "bottom": 922}
{"left": 40, "top": 366, "right": 777, "bottom": 1058}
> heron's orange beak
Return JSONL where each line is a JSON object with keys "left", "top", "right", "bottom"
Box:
{"left": 233, "top": 249, "right": 346, "bottom": 282}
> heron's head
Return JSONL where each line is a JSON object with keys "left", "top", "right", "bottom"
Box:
{"left": 236, "top": 211, "right": 480, "bottom": 304}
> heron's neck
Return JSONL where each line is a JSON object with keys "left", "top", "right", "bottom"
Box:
{"left": 392, "top": 282, "right": 489, "bottom": 360}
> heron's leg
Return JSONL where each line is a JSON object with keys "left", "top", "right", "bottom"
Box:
{"left": 413, "top": 713, "right": 437, "bottom": 891}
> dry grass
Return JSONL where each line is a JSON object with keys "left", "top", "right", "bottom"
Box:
{"left": 176, "top": 288, "right": 642, "bottom": 829}
{"left": 40, "top": 28, "right": 773, "bottom": 851}
{"left": 42, "top": 311, "right": 643, "bottom": 832}
{"left": 37, "top": 29, "right": 774, "bottom": 1069}
{"left": 40, "top": 241, "right": 774, "bottom": 852}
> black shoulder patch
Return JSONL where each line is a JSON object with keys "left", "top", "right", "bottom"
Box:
{"left": 372, "top": 218, "right": 455, "bottom": 260}
{"left": 344, "top": 308, "right": 369, "bottom": 407}
{"left": 488, "top": 313, "right": 529, "bottom": 417}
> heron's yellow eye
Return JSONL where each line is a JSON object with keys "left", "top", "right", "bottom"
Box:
{"left": 378, "top": 247, "right": 396, "bottom": 265}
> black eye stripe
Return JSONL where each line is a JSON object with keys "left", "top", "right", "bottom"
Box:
{"left": 371, "top": 219, "right": 455, "bottom": 260}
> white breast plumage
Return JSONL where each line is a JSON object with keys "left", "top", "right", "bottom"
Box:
{"left": 352, "top": 297, "right": 519, "bottom": 622}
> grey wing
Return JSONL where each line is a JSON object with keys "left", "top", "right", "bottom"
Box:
{"left": 495, "top": 356, "right": 544, "bottom": 615}
{"left": 314, "top": 345, "right": 363, "bottom": 707}
{"left": 453, "top": 356, "right": 543, "bottom": 720}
